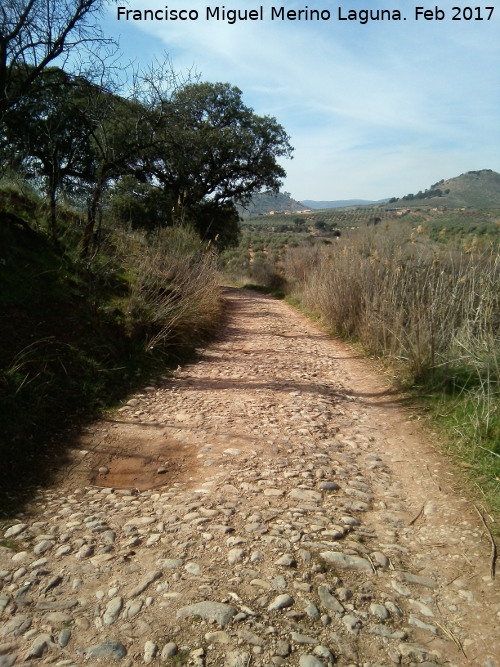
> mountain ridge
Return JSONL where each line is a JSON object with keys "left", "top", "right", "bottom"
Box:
{"left": 240, "top": 169, "right": 500, "bottom": 217}
{"left": 385, "top": 169, "right": 500, "bottom": 209}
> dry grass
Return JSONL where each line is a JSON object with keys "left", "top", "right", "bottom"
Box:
{"left": 285, "top": 222, "right": 500, "bottom": 500}
{"left": 286, "top": 222, "right": 499, "bottom": 383}
{"left": 125, "top": 226, "right": 223, "bottom": 352}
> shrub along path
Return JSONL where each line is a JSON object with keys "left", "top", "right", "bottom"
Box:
{"left": 1, "top": 288, "right": 499, "bottom": 666}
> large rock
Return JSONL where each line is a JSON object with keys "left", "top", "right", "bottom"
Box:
{"left": 317, "top": 585, "right": 344, "bottom": 614}
{"left": 289, "top": 488, "right": 322, "bottom": 503}
{"left": 87, "top": 640, "right": 127, "bottom": 660}
{"left": 320, "top": 551, "right": 374, "bottom": 574}
{"left": 299, "top": 656, "right": 326, "bottom": 667}
{"left": 103, "top": 596, "right": 123, "bottom": 625}
{"left": 226, "top": 652, "right": 251, "bottom": 667}
{"left": 126, "top": 570, "right": 161, "bottom": 598}
{"left": 176, "top": 601, "right": 237, "bottom": 628}
{"left": 268, "top": 594, "right": 294, "bottom": 612}
{"left": 4, "top": 524, "right": 27, "bottom": 538}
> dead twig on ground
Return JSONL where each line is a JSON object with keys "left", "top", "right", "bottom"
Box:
{"left": 474, "top": 504, "right": 497, "bottom": 579}
{"left": 425, "top": 464, "right": 442, "bottom": 491}
{"left": 461, "top": 551, "right": 473, "bottom": 566}
{"left": 409, "top": 503, "right": 425, "bottom": 526}
{"left": 477, "top": 444, "right": 500, "bottom": 459}
{"left": 366, "top": 553, "right": 377, "bottom": 575}
{"left": 435, "top": 620, "right": 467, "bottom": 658}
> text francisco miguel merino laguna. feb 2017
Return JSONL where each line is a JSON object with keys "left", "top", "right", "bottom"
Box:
{"left": 116, "top": 4, "right": 496, "bottom": 25}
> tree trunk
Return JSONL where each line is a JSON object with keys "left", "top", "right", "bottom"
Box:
{"left": 48, "top": 169, "right": 58, "bottom": 241}
{"left": 81, "top": 178, "right": 103, "bottom": 258}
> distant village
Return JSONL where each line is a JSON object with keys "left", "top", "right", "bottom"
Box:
{"left": 266, "top": 209, "right": 312, "bottom": 216}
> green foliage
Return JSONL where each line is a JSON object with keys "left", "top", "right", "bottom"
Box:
{"left": 107, "top": 177, "right": 176, "bottom": 230}
{"left": 151, "top": 82, "right": 293, "bottom": 207}
{"left": 0, "top": 539, "right": 21, "bottom": 551}
{"left": 402, "top": 189, "right": 444, "bottom": 201}
{"left": 187, "top": 200, "right": 241, "bottom": 249}
{"left": 107, "top": 182, "right": 242, "bottom": 250}
{"left": 2, "top": 68, "right": 292, "bottom": 256}
{"left": 420, "top": 384, "right": 500, "bottom": 520}
{"left": 2, "top": 68, "right": 94, "bottom": 236}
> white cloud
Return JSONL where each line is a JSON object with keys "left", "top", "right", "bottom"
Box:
{"left": 106, "top": 0, "right": 500, "bottom": 199}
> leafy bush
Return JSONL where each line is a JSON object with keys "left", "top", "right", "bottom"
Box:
{"left": 249, "top": 252, "right": 286, "bottom": 291}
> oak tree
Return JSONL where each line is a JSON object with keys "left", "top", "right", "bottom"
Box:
{"left": 146, "top": 82, "right": 293, "bottom": 209}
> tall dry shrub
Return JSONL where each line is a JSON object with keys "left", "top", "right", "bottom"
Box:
{"left": 126, "top": 226, "right": 222, "bottom": 351}
{"left": 287, "top": 224, "right": 500, "bottom": 457}
{"left": 286, "top": 222, "right": 499, "bottom": 384}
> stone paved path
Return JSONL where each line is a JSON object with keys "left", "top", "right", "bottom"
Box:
{"left": 1, "top": 288, "right": 499, "bottom": 667}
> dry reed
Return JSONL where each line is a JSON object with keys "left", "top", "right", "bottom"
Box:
{"left": 286, "top": 223, "right": 499, "bottom": 381}
{"left": 125, "top": 226, "right": 223, "bottom": 351}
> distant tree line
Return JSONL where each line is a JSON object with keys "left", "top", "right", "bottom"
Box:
{"left": 401, "top": 188, "right": 450, "bottom": 201}
{"left": 389, "top": 184, "right": 451, "bottom": 204}
{"left": 0, "top": 1, "right": 293, "bottom": 254}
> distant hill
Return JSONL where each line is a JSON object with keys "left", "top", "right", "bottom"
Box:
{"left": 237, "top": 191, "right": 308, "bottom": 217}
{"left": 300, "top": 199, "right": 380, "bottom": 209}
{"left": 239, "top": 170, "right": 500, "bottom": 217}
{"left": 386, "top": 169, "right": 500, "bottom": 209}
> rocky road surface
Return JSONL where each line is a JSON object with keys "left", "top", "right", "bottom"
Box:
{"left": 1, "top": 288, "right": 499, "bottom": 667}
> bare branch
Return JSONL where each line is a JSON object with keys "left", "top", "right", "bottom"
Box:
{"left": 0, "top": 0, "right": 115, "bottom": 116}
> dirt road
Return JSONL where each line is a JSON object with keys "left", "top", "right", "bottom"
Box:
{"left": 1, "top": 288, "right": 499, "bottom": 666}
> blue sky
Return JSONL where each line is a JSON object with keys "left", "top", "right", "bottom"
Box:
{"left": 103, "top": 1, "right": 500, "bottom": 200}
